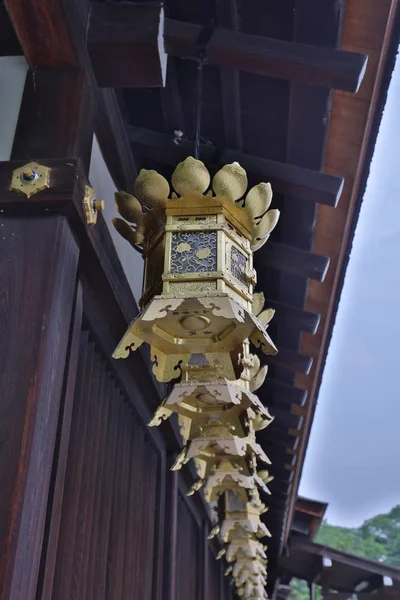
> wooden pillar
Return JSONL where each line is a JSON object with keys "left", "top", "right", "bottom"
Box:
{"left": 0, "top": 164, "right": 82, "bottom": 599}
{"left": 309, "top": 581, "right": 317, "bottom": 600}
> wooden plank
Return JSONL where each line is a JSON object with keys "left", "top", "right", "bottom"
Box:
{"left": 53, "top": 339, "right": 95, "bottom": 600}
{"left": 38, "top": 285, "right": 83, "bottom": 600}
{"left": 164, "top": 464, "right": 178, "bottom": 600}
{"left": 88, "top": 2, "right": 167, "bottom": 88}
{"left": 127, "top": 126, "right": 344, "bottom": 206}
{"left": 216, "top": 0, "right": 242, "bottom": 150}
{"left": 84, "top": 369, "right": 111, "bottom": 599}
{"left": 12, "top": 69, "right": 95, "bottom": 172}
{"left": 263, "top": 241, "right": 330, "bottom": 282}
{"left": 164, "top": 19, "right": 368, "bottom": 92}
{"left": 70, "top": 345, "right": 101, "bottom": 598}
{"left": 105, "top": 393, "right": 125, "bottom": 599}
{"left": 93, "top": 380, "right": 120, "bottom": 599}
{"left": 0, "top": 215, "right": 79, "bottom": 600}
{"left": 153, "top": 451, "right": 166, "bottom": 600}
{"left": 3, "top": 0, "right": 89, "bottom": 67}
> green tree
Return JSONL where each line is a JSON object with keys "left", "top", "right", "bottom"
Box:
{"left": 360, "top": 505, "right": 400, "bottom": 567}
{"left": 290, "top": 579, "right": 323, "bottom": 600}
{"left": 290, "top": 578, "right": 309, "bottom": 600}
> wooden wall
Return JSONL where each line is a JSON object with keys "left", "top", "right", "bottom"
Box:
{"left": 0, "top": 161, "right": 234, "bottom": 600}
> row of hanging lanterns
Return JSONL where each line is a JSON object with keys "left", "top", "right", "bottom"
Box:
{"left": 112, "top": 155, "right": 280, "bottom": 599}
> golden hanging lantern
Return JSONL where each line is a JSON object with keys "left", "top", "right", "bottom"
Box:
{"left": 111, "top": 156, "right": 281, "bottom": 600}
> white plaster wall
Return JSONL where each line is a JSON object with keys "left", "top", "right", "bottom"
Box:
{"left": 89, "top": 136, "right": 144, "bottom": 301}
{"left": 0, "top": 56, "right": 28, "bottom": 160}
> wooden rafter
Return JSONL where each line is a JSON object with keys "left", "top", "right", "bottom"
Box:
{"left": 223, "top": 149, "right": 343, "bottom": 206}
{"left": 164, "top": 19, "right": 367, "bottom": 92}
{"left": 128, "top": 126, "right": 343, "bottom": 206}
{"left": 260, "top": 380, "right": 307, "bottom": 407}
{"left": 266, "top": 300, "right": 320, "bottom": 335}
{"left": 215, "top": 0, "right": 242, "bottom": 150}
{"left": 82, "top": 3, "right": 368, "bottom": 92}
{"left": 266, "top": 347, "right": 313, "bottom": 376}
{"left": 263, "top": 242, "right": 330, "bottom": 282}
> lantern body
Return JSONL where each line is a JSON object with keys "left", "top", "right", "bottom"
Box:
{"left": 143, "top": 195, "right": 256, "bottom": 310}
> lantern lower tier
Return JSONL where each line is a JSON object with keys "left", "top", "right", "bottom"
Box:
{"left": 112, "top": 294, "right": 277, "bottom": 382}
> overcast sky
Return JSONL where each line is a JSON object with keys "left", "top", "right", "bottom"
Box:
{"left": 299, "top": 48, "right": 400, "bottom": 528}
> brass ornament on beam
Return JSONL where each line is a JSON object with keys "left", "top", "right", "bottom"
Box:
{"left": 83, "top": 185, "right": 105, "bottom": 226}
{"left": 10, "top": 162, "right": 51, "bottom": 198}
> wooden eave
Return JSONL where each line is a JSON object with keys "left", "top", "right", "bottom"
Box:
{"left": 286, "top": 0, "right": 400, "bottom": 545}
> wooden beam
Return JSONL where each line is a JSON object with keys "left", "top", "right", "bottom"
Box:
{"left": 266, "top": 347, "right": 313, "bottom": 375}
{"left": 88, "top": 2, "right": 167, "bottom": 88}
{"left": 128, "top": 125, "right": 216, "bottom": 164}
{"left": 263, "top": 241, "right": 330, "bottom": 282}
{"left": 95, "top": 89, "right": 138, "bottom": 191}
{"left": 3, "top": 0, "right": 89, "bottom": 67}
{"left": 0, "top": 5, "right": 22, "bottom": 56}
{"left": 216, "top": 0, "right": 242, "bottom": 150}
{"left": 127, "top": 126, "right": 344, "bottom": 206}
{"left": 266, "top": 299, "right": 320, "bottom": 335}
{"left": 309, "top": 581, "right": 317, "bottom": 600}
{"left": 11, "top": 69, "right": 95, "bottom": 172}
{"left": 161, "top": 57, "right": 185, "bottom": 134}
{"left": 5, "top": 0, "right": 138, "bottom": 189}
{"left": 84, "top": 4, "right": 367, "bottom": 90}
{"left": 223, "top": 149, "right": 344, "bottom": 206}
{"left": 164, "top": 19, "right": 368, "bottom": 92}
